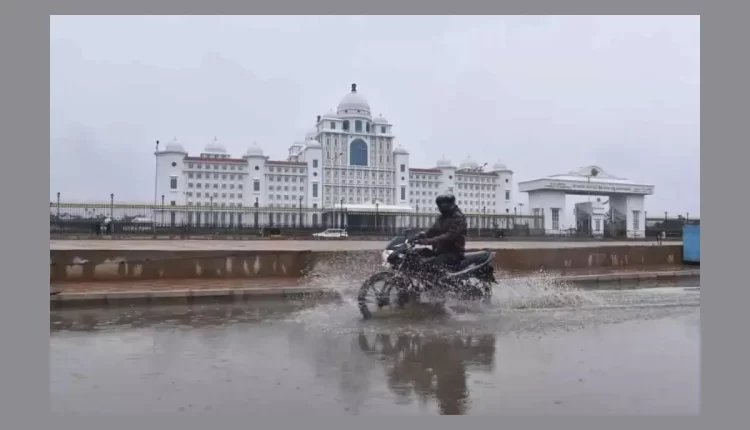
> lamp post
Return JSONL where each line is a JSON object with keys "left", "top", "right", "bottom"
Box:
{"left": 375, "top": 201, "right": 379, "bottom": 234}
{"left": 153, "top": 140, "right": 159, "bottom": 221}
{"left": 56, "top": 192, "right": 61, "bottom": 219}
{"left": 299, "top": 196, "right": 303, "bottom": 229}
{"left": 110, "top": 193, "right": 114, "bottom": 219}
{"left": 340, "top": 198, "right": 345, "bottom": 230}
{"left": 254, "top": 197, "right": 259, "bottom": 229}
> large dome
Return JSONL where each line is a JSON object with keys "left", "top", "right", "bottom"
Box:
{"left": 204, "top": 137, "right": 227, "bottom": 154}
{"left": 336, "top": 83, "right": 371, "bottom": 115}
{"left": 459, "top": 156, "right": 479, "bottom": 170}
{"left": 393, "top": 145, "right": 408, "bottom": 155}
{"left": 243, "top": 142, "right": 264, "bottom": 157}
{"left": 436, "top": 155, "right": 452, "bottom": 168}
{"left": 492, "top": 160, "right": 509, "bottom": 171}
{"left": 164, "top": 138, "right": 187, "bottom": 154}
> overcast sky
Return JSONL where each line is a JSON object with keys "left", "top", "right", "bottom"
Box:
{"left": 50, "top": 15, "right": 700, "bottom": 216}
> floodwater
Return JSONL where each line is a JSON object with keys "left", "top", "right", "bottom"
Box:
{"left": 50, "top": 277, "right": 700, "bottom": 416}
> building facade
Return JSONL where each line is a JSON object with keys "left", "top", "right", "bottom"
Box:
{"left": 154, "top": 83, "right": 515, "bottom": 228}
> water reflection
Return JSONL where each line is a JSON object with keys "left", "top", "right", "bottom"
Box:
{"left": 357, "top": 331, "right": 496, "bottom": 415}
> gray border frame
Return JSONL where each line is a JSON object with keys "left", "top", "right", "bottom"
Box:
{"left": 3, "top": 3, "right": 721, "bottom": 423}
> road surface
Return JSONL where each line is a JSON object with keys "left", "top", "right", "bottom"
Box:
{"left": 50, "top": 239, "right": 677, "bottom": 251}
{"left": 50, "top": 282, "right": 700, "bottom": 415}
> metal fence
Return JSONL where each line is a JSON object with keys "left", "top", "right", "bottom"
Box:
{"left": 50, "top": 201, "right": 545, "bottom": 238}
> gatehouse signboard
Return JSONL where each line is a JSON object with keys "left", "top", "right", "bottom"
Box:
{"left": 543, "top": 180, "right": 654, "bottom": 194}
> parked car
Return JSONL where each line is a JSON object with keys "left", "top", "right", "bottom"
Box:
{"left": 312, "top": 229, "right": 348, "bottom": 239}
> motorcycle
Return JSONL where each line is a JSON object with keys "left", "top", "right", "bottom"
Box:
{"left": 357, "top": 234, "right": 497, "bottom": 319}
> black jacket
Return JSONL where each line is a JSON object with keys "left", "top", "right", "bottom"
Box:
{"left": 424, "top": 207, "right": 467, "bottom": 255}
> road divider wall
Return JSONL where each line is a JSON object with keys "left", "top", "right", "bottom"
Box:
{"left": 50, "top": 245, "right": 684, "bottom": 283}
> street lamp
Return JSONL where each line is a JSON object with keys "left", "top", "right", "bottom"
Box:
{"left": 299, "top": 196, "right": 303, "bottom": 229}
{"left": 153, "top": 140, "right": 160, "bottom": 217}
{"left": 340, "top": 198, "right": 345, "bottom": 230}
{"left": 254, "top": 197, "right": 259, "bottom": 229}
{"left": 375, "top": 200, "right": 379, "bottom": 234}
{"left": 110, "top": 193, "right": 114, "bottom": 219}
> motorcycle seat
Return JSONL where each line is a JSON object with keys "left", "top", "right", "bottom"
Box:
{"left": 459, "top": 250, "right": 492, "bottom": 268}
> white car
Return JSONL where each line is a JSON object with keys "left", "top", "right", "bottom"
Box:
{"left": 312, "top": 229, "right": 348, "bottom": 239}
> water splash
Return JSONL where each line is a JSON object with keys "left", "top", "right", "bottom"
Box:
{"left": 491, "top": 272, "right": 605, "bottom": 310}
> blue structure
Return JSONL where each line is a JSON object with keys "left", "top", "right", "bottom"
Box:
{"left": 682, "top": 224, "right": 700, "bottom": 264}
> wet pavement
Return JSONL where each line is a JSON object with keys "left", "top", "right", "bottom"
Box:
{"left": 50, "top": 281, "right": 700, "bottom": 416}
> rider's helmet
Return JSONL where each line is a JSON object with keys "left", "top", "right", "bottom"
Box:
{"left": 435, "top": 194, "right": 456, "bottom": 216}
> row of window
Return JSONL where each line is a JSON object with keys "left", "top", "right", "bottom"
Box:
{"left": 267, "top": 165, "right": 310, "bottom": 173}
{"left": 188, "top": 173, "right": 244, "bottom": 181}
{"left": 268, "top": 175, "right": 306, "bottom": 183}
{"left": 187, "top": 163, "right": 245, "bottom": 171}
{"left": 186, "top": 191, "right": 244, "bottom": 199}
{"left": 187, "top": 183, "right": 244, "bottom": 190}
{"left": 327, "top": 120, "right": 387, "bottom": 134}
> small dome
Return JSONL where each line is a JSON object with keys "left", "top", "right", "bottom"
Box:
{"left": 393, "top": 145, "right": 408, "bottom": 155}
{"left": 436, "top": 155, "right": 452, "bottom": 168}
{"left": 459, "top": 156, "right": 479, "bottom": 170}
{"left": 243, "top": 142, "right": 264, "bottom": 157}
{"left": 373, "top": 113, "right": 388, "bottom": 124}
{"left": 321, "top": 110, "right": 338, "bottom": 120}
{"left": 164, "top": 138, "right": 187, "bottom": 154}
{"left": 337, "top": 83, "right": 371, "bottom": 115}
{"left": 204, "top": 137, "right": 227, "bottom": 154}
{"left": 306, "top": 139, "right": 322, "bottom": 148}
{"left": 492, "top": 160, "right": 509, "bottom": 171}
{"left": 305, "top": 129, "right": 318, "bottom": 140}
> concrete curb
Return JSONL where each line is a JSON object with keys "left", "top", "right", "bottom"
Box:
{"left": 50, "top": 270, "right": 699, "bottom": 308}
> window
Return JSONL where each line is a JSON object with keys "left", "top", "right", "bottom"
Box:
{"left": 366, "top": 123, "right": 370, "bottom": 133}
{"left": 188, "top": 163, "right": 194, "bottom": 168}
{"left": 170, "top": 201, "right": 176, "bottom": 206}
{"left": 349, "top": 139, "right": 368, "bottom": 166}
{"left": 343, "top": 121, "right": 350, "bottom": 131}
{"left": 400, "top": 164, "right": 405, "bottom": 173}
{"left": 551, "top": 208, "right": 560, "bottom": 230}
{"left": 595, "top": 219, "right": 601, "bottom": 231}
{"left": 331, "top": 122, "right": 336, "bottom": 130}
{"left": 313, "top": 159, "right": 319, "bottom": 168}
{"left": 169, "top": 176, "right": 178, "bottom": 190}
{"left": 255, "top": 165, "right": 259, "bottom": 170}
{"left": 632, "top": 210, "right": 641, "bottom": 231}
{"left": 381, "top": 126, "right": 386, "bottom": 133}
{"left": 400, "top": 186, "right": 406, "bottom": 201}
{"left": 253, "top": 180, "right": 260, "bottom": 192}
{"left": 505, "top": 190, "right": 510, "bottom": 201}
{"left": 312, "top": 183, "right": 319, "bottom": 198}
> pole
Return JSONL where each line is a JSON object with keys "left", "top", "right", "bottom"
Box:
{"left": 209, "top": 196, "right": 213, "bottom": 228}
{"left": 340, "top": 198, "right": 344, "bottom": 230}
{"left": 154, "top": 140, "right": 159, "bottom": 221}
{"left": 56, "top": 192, "right": 61, "bottom": 219}
{"left": 254, "top": 197, "right": 259, "bottom": 229}
{"left": 375, "top": 202, "right": 379, "bottom": 234}
{"left": 299, "top": 196, "right": 303, "bottom": 229}
{"left": 110, "top": 194, "right": 114, "bottom": 219}
{"left": 161, "top": 195, "right": 165, "bottom": 226}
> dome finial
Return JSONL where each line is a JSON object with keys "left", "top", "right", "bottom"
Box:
{"left": 351, "top": 83, "right": 357, "bottom": 92}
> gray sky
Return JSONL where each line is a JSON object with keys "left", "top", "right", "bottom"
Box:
{"left": 50, "top": 15, "right": 700, "bottom": 216}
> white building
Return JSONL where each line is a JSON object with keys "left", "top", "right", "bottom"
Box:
{"left": 518, "top": 165, "right": 655, "bottom": 238}
{"left": 154, "top": 83, "right": 515, "bottom": 228}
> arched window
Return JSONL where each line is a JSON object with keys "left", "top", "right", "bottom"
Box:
{"left": 355, "top": 120, "right": 362, "bottom": 132}
{"left": 349, "top": 139, "right": 368, "bottom": 166}
{"left": 343, "top": 120, "right": 350, "bottom": 131}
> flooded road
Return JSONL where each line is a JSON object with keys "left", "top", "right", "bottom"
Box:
{"left": 50, "top": 282, "right": 700, "bottom": 416}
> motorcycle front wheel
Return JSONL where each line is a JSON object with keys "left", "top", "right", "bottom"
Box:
{"left": 357, "top": 271, "right": 411, "bottom": 319}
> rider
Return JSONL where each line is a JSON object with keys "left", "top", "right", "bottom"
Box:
{"left": 413, "top": 194, "right": 467, "bottom": 268}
